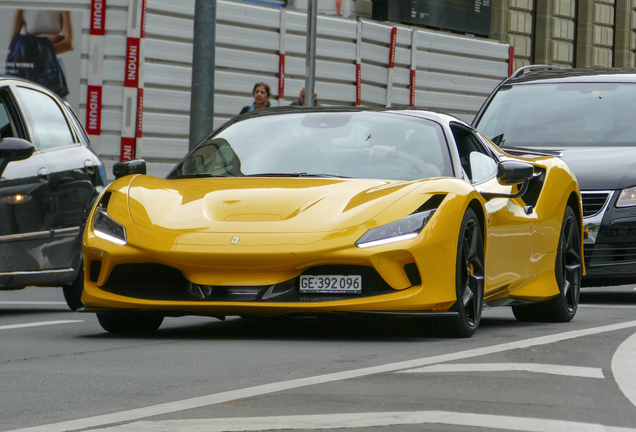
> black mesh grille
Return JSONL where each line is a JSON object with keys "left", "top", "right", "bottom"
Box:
{"left": 582, "top": 192, "right": 610, "bottom": 217}
{"left": 101, "top": 264, "right": 191, "bottom": 300}
{"left": 584, "top": 244, "right": 594, "bottom": 267}
{"left": 100, "top": 263, "right": 399, "bottom": 303}
{"left": 521, "top": 170, "right": 545, "bottom": 207}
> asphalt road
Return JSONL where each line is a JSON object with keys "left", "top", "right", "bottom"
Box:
{"left": 1, "top": 285, "right": 635, "bottom": 432}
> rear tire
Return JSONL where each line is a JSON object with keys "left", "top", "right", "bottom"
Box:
{"left": 63, "top": 267, "right": 84, "bottom": 311}
{"left": 512, "top": 206, "right": 581, "bottom": 322}
{"left": 97, "top": 313, "right": 164, "bottom": 334}
{"left": 429, "top": 207, "right": 485, "bottom": 338}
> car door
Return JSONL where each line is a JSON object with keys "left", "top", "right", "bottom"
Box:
{"left": 0, "top": 84, "right": 54, "bottom": 278}
{"left": 450, "top": 124, "right": 536, "bottom": 297}
{"left": 13, "top": 84, "right": 97, "bottom": 271}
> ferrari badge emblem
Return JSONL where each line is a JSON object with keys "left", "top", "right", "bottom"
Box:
{"left": 230, "top": 237, "right": 240, "bottom": 244}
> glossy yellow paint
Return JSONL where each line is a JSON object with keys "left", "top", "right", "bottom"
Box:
{"left": 82, "top": 149, "right": 582, "bottom": 316}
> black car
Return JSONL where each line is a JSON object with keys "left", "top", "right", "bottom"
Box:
{"left": 473, "top": 67, "right": 636, "bottom": 286}
{"left": 0, "top": 75, "right": 107, "bottom": 309}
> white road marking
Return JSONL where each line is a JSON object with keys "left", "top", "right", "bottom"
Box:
{"left": 0, "top": 320, "right": 83, "bottom": 331}
{"left": 0, "top": 301, "right": 67, "bottom": 305}
{"left": 97, "top": 411, "right": 636, "bottom": 432}
{"left": 8, "top": 320, "right": 636, "bottom": 432}
{"left": 580, "top": 305, "right": 636, "bottom": 309}
{"left": 612, "top": 332, "right": 636, "bottom": 408}
{"left": 400, "top": 363, "right": 604, "bottom": 378}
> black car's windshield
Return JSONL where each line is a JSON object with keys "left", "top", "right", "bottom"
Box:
{"left": 476, "top": 83, "right": 636, "bottom": 147}
{"left": 170, "top": 112, "right": 453, "bottom": 181}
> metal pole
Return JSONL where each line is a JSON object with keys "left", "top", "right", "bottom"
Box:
{"left": 304, "top": 0, "right": 317, "bottom": 107}
{"left": 188, "top": 0, "right": 216, "bottom": 150}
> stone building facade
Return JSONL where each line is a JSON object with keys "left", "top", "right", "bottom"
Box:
{"left": 491, "top": 0, "right": 636, "bottom": 69}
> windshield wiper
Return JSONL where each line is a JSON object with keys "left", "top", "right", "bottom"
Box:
{"left": 177, "top": 173, "right": 227, "bottom": 179}
{"left": 244, "top": 173, "right": 349, "bottom": 178}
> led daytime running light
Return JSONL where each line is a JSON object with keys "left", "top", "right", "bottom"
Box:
{"left": 356, "top": 209, "right": 435, "bottom": 248}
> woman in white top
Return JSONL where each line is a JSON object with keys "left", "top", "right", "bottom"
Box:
{"left": 11, "top": 10, "right": 74, "bottom": 55}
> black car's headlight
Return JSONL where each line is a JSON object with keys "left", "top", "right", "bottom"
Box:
{"left": 356, "top": 209, "right": 435, "bottom": 248}
{"left": 92, "top": 193, "right": 127, "bottom": 245}
{"left": 617, "top": 186, "right": 636, "bottom": 208}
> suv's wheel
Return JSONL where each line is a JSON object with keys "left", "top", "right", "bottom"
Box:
{"left": 63, "top": 266, "right": 84, "bottom": 311}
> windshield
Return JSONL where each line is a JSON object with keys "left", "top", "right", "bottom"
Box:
{"left": 170, "top": 112, "right": 453, "bottom": 181}
{"left": 476, "top": 83, "right": 636, "bottom": 147}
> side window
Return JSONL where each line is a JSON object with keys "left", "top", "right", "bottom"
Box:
{"left": 451, "top": 124, "right": 498, "bottom": 184}
{"left": 0, "top": 88, "right": 21, "bottom": 140}
{"left": 16, "top": 87, "right": 75, "bottom": 150}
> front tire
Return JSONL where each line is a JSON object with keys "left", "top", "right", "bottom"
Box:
{"left": 432, "top": 207, "right": 485, "bottom": 338}
{"left": 97, "top": 313, "right": 164, "bottom": 334}
{"left": 512, "top": 205, "right": 581, "bottom": 322}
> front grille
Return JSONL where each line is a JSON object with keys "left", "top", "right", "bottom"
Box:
{"left": 100, "top": 263, "right": 399, "bottom": 303}
{"left": 582, "top": 192, "right": 610, "bottom": 217}
{"left": 585, "top": 243, "right": 636, "bottom": 265}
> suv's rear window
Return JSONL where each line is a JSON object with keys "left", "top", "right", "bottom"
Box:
{"left": 476, "top": 83, "right": 636, "bottom": 147}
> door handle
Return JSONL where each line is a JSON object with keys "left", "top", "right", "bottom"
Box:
{"left": 37, "top": 167, "right": 49, "bottom": 183}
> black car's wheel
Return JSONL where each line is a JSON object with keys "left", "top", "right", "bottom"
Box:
{"left": 512, "top": 206, "right": 581, "bottom": 322}
{"left": 97, "top": 313, "right": 164, "bottom": 334}
{"left": 430, "top": 207, "right": 485, "bottom": 338}
{"left": 63, "top": 266, "right": 84, "bottom": 311}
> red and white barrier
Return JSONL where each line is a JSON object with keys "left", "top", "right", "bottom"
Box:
{"left": 278, "top": 10, "right": 286, "bottom": 103}
{"left": 355, "top": 20, "right": 362, "bottom": 106}
{"left": 85, "top": 0, "right": 106, "bottom": 154}
{"left": 410, "top": 29, "right": 417, "bottom": 107}
{"left": 120, "top": 0, "right": 146, "bottom": 161}
{"left": 385, "top": 26, "right": 397, "bottom": 107}
{"left": 508, "top": 46, "right": 515, "bottom": 77}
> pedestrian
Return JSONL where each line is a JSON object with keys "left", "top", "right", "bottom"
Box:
{"left": 239, "top": 82, "right": 271, "bottom": 115}
{"left": 289, "top": 86, "right": 321, "bottom": 107}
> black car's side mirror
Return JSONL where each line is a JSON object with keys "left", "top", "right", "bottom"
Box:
{"left": 113, "top": 159, "right": 146, "bottom": 179}
{"left": 0, "top": 138, "right": 35, "bottom": 177}
{"left": 481, "top": 160, "right": 535, "bottom": 200}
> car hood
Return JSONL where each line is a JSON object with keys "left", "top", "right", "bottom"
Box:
{"left": 506, "top": 146, "right": 636, "bottom": 191}
{"left": 558, "top": 147, "right": 636, "bottom": 191}
{"left": 127, "top": 176, "right": 423, "bottom": 233}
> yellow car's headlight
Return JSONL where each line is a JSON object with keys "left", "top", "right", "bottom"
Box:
{"left": 617, "top": 186, "right": 636, "bottom": 208}
{"left": 93, "top": 207, "right": 127, "bottom": 245}
{"left": 356, "top": 209, "right": 435, "bottom": 249}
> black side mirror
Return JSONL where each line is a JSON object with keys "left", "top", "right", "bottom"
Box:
{"left": 497, "top": 160, "right": 534, "bottom": 185}
{"left": 113, "top": 159, "right": 146, "bottom": 179}
{"left": 0, "top": 138, "right": 35, "bottom": 177}
{"left": 481, "top": 160, "right": 535, "bottom": 200}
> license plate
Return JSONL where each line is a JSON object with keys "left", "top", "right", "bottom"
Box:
{"left": 299, "top": 275, "right": 362, "bottom": 294}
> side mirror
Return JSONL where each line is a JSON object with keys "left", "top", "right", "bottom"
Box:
{"left": 481, "top": 160, "right": 535, "bottom": 200}
{"left": 113, "top": 159, "right": 146, "bottom": 179}
{"left": 0, "top": 138, "right": 35, "bottom": 177}
{"left": 497, "top": 160, "right": 534, "bottom": 185}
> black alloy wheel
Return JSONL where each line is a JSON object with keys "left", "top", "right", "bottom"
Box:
{"left": 97, "top": 312, "right": 164, "bottom": 334}
{"left": 432, "top": 207, "right": 485, "bottom": 338}
{"left": 513, "top": 206, "right": 581, "bottom": 322}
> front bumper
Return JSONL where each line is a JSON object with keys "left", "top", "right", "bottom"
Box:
{"left": 582, "top": 190, "right": 636, "bottom": 284}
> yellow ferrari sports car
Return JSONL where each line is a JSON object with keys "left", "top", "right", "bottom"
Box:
{"left": 81, "top": 108, "right": 583, "bottom": 337}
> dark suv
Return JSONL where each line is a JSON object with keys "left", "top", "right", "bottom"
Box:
{"left": 473, "top": 67, "right": 636, "bottom": 286}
